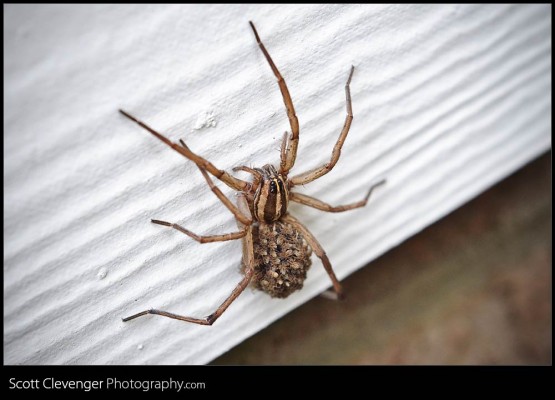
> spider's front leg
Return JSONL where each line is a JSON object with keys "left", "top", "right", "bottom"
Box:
{"left": 249, "top": 22, "right": 299, "bottom": 176}
{"left": 119, "top": 109, "right": 249, "bottom": 192}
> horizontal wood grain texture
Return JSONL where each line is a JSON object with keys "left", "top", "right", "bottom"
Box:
{"left": 4, "top": 4, "right": 551, "bottom": 364}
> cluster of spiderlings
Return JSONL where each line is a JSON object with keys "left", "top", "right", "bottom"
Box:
{"left": 250, "top": 222, "right": 312, "bottom": 298}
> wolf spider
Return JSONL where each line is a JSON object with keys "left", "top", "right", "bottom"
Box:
{"left": 120, "top": 22, "right": 385, "bottom": 326}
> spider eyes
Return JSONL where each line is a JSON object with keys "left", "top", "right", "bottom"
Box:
{"left": 269, "top": 181, "right": 277, "bottom": 194}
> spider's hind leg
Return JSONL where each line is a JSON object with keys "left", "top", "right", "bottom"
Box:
{"left": 282, "top": 214, "right": 344, "bottom": 299}
{"left": 122, "top": 267, "right": 255, "bottom": 325}
{"left": 124, "top": 198, "right": 256, "bottom": 326}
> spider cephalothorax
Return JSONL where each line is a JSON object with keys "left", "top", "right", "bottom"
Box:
{"left": 120, "top": 21, "right": 385, "bottom": 326}
{"left": 250, "top": 164, "right": 289, "bottom": 222}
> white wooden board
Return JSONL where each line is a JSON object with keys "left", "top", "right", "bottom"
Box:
{"left": 4, "top": 4, "right": 551, "bottom": 364}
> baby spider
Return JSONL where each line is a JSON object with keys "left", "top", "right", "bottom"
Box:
{"left": 120, "top": 21, "right": 385, "bottom": 326}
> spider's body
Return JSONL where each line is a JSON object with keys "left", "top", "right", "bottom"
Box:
{"left": 120, "top": 21, "right": 385, "bottom": 326}
{"left": 244, "top": 164, "right": 312, "bottom": 297}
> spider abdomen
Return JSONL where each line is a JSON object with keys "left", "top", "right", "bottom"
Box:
{"left": 248, "top": 220, "right": 312, "bottom": 298}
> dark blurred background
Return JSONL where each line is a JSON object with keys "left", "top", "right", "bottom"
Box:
{"left": 213, "top": 152, "right": 551, "bottom": 365}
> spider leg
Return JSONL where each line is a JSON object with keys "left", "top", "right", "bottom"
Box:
{"left": 249, "top": 22, "right": 299, "bottom": 176}
{"left": 151, "top": 219, "right": 248, "bottom": 244}
{"left": 193, "top": 163, "right": 252, "bottom": 225}
{"left": 279, "top": 131, "right": 288, "bottom": 173}
{"left": 123, "top": 215, "right": 255, "bottom": 325}
{"left": 119, "top": 109, "right": 248, "bottom": 192}
{"left": 282, "top": 214, "right": 344, "bottom": 299}
{"left": 290, "top": 180, "right": 386, "bottom": 212}
{"left": 290, "top": 66, "right": 355, "bottom": 186}
{"left": 150, "top": 163, "right": 251, "bottom": 242}
{"left": 233, "top": 165, "right": 263, "bottom": 181}
{"left": 122, "top": 270, "right": 254, "bottom": 325}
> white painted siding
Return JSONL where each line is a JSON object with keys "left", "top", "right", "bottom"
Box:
{"left": 4, "top": 4, "right": 551, "bottom": 364}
